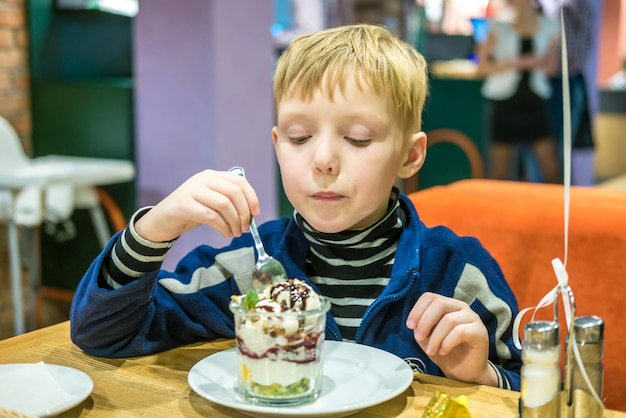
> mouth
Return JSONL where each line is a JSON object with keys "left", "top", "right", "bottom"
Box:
{"left": 311, "top": 191, "right": 344, "bottom": 201}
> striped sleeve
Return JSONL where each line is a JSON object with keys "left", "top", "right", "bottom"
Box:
{"left": 101, "top": 207, "right": 176, "bottom": 290}
{"left": 489, "top": 360, "right": 512, "bottom": 390}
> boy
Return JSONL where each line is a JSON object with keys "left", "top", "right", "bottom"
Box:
{"left": 70, "top": 24, "right": 521, "bottom": 391}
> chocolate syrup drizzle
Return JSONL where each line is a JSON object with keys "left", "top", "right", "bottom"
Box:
{"left": 269, "top": 280, "right": 312, "bottom": 311}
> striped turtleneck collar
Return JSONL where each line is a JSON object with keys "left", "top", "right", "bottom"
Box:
{"left": 294, "top": 187, "right": 405, "bottom": 257}
{"left": 293, "top": 187, "right": 406, "bottom": 341}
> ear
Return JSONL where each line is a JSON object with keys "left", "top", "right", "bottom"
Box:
{"left": 271, "top": 126, "right": 279, "bottom": 147}
{"left": 397, "top": 131, "right": 427, "bottom": 179}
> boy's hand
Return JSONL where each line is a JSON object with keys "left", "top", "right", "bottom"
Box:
{"left": 134, "top": 169, "right": 260, "bottom": 242}
{"left": 406, "top": 292, "right": 497, "bottom": 387}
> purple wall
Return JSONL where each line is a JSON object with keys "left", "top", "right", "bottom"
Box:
{"left": 134, "top": 0, "right": 275, "bottom": 269}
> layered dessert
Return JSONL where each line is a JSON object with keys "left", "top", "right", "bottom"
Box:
{"left": 230, "top": 279, "right": 330, "bottom": 405}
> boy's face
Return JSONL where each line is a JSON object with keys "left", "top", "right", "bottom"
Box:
{"left": 272, "top": 75, "right": 425, "bottom": 233}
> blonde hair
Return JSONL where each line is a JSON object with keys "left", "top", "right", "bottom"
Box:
{"left": 273, "top": 24, "right": 429, "bottom": 136}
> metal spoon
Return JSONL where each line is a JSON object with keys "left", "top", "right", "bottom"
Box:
{"left": 228, "top": 166, "right": 287, "bottom": 292}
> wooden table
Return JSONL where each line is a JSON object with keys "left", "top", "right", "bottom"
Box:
{"left": 1, "top": 321, "right": 624, "bottom": 417}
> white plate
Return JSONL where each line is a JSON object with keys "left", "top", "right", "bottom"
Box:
{"left": 0, "top": 363, "right": 93, "bottom": 417}
{"left": 188, "top": 341, "right": 413, "bottom": 418}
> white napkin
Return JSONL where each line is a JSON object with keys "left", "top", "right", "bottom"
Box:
{"left": 0, "top": 362, "right": 75, "bottom": 415}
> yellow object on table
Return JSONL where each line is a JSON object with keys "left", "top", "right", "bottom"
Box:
{"left": 422, "top": 390, "right": 471, "bottom": 418}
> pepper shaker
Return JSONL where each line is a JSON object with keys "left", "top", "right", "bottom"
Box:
{"left": 567, "top": 315, "right": 604, "bottom": 418}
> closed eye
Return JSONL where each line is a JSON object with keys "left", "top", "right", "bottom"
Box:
{"left": 289, "top": 136, "right": 311, "bottom": 144}
{"left": 346, "top": 137, "right": 371, "bottom": 147}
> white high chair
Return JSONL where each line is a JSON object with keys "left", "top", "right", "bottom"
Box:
{"left": 0, "top": 115, "right": 135, "bottom": 335}
{"left": 0, "top": 116, "right": 110, "bottom": 242}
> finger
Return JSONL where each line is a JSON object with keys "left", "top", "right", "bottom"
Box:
{"left": 220, "top": 171, "right": 261, "bottom": 230}
{"left": 411, "top": 294, "right": 462, "bottom": 342}
{"left": 406, "top": 292, "right": 437, "bottom": 330}
{"left": 437, "top": 322, "right": 483, "bottom": 356}
{"left": 193, "top": 186, "right": 247, "bottom": 237}
{"left": 224, "top": 170, "right": 261, "bottom": 217}
{"left": 165, "top": 190, "right": 237, "bottom": 238}
{"left": 187, "top": 170, "right": 256, "bottom": 235}
{"left": 426, "top": 311, "right": 474, "bottom": 356}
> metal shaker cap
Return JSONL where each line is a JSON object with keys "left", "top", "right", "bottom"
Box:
{"left": 524, "top": 321, "right": 560, "bottom": 349}
{"left": 574, "top": 316, "right": 604, "bottom": 343}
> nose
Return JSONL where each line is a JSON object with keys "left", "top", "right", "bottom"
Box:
{"left": 312, "top": 136, "right": 338, "bottom": 175}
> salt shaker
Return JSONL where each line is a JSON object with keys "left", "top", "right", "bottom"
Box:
{"left": 567, "top": 315, "right": 604, "bottom": 418}
{"left": 520, "top": 321, "right": 561, "bottom": 418}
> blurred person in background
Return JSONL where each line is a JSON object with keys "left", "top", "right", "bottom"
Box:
{"left": 608, "top": 57, "right": 626, "bottom": 91}
{"left": 546, "top": 0, "right": 598, "bottom": 185}
{"left": 273, "top": 0, "right": 355, "bottom": 53}
{"left": 441, "top": 0, "right": 490, "bottom": 35}
{"left": 476, "top": 0, "right": 561, "bottom": 183}
{"left": 326, "top": 0, "right": 355, "bottom": 28}
{"left": 273, "top": 0, "right": 325, "bottom": 53}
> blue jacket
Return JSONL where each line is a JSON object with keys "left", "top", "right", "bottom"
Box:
{"left": 70, "top": 194, "right": 521, "bottom": 390}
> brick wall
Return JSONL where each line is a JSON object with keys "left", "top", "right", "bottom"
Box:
{"left": 0, "top": 0, "right": 30, "bottom": 339}
{"left": 0, "top": 0, "right": 30, "bottom": 152}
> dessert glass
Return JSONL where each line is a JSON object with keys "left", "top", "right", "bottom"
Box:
{"left": 229, "top": 296, "right": 330, "bottom": 406}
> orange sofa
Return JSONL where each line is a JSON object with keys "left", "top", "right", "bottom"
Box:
{"left": 408, "top": 179, "right": 626, "bottom": 411}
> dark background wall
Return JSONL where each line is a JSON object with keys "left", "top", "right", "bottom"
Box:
{"left": 28, "top": 0, "right": 135, "bottom": 288}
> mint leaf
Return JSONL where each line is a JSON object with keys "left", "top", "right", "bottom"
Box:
{"left": 242, "top": 289, "right": 259, "bottom": 310}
